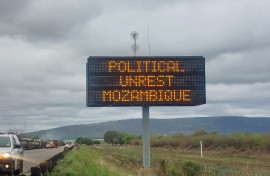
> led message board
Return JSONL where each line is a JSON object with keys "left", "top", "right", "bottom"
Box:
{"left": 86, "top": 56, "right": 206, "bottom": 107}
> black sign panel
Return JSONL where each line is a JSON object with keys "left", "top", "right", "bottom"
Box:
{"left": 87, "top": 56, "right": 206, "bottom": 107}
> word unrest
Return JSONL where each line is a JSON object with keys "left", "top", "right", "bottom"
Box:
{"left": 101, "top": 60, "right": 192, "bottom": 103}
{"left": 119, "top": 75, "right": 174, "bottom": 87}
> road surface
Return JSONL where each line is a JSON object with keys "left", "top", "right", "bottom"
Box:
{"left": 23, "top": 146, "right": 64, "bottom": 172}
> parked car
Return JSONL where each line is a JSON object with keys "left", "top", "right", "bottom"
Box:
{"left": 0, "top": 133, "right": 24, "bottom": 176}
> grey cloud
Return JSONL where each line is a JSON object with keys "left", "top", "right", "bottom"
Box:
{"left": 207, "top": 47, "right": 270, "bottom": 84}
{"left": 0, "top": 0, "right": 102, "bottom": 42}
{"left": 0, "top": 0, "right": 29, "bottom": 19}
{"left": 71, "top": 0, "right": 270, "bottom": 59}
{"left": 207, "top": 83, "right": 270, "bottom": 106}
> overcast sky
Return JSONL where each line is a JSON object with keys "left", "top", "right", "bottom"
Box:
{"left": 0, "top": 0, "right": 270, "bottom": 133}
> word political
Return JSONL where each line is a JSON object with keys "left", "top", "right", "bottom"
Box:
{"left": 86, "top": 57, "right": 206, "bottom": 106}
{"left": 108, "top": 60, "right": 185, "bottom": 73}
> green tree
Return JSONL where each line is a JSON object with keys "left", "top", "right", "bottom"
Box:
{"left": 117, "top": 132, "right": 137, "bottom": 145}
{"left": 75, "top": 137, "right": 84, "bottom": 144}
{"left": 58, "top": 140, "right": 65, "bottom": 146}
{"left": 84, "top": 137, "right": 94, "bottom": 145}
{"left": 117, "top": 132, "right": 125, "bottom": 145}
{"left": 104, "top": 131, "right": 118, "bottom": 145}
{"left": 75, "top": 137, "right": 94, "bottom": 145}
{"left": 94, "top": 140, "right": 101, "bottom": 145}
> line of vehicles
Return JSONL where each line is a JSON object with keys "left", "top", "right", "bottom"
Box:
{"left": 0, "top": 133, "right": 61, "bottom": 176}
{"left": 20, "top": 138, "right": 59, "bottom": 150}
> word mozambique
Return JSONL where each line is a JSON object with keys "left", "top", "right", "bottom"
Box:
{"left": 102, "top": 89, "right": 191, "bottom": 102}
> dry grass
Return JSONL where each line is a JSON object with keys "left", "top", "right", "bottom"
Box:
{"left": 96, "top": 145, "right": 270, "bottom": 176}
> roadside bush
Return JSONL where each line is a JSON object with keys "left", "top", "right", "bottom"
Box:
{"left": 199, "top": 135, "right": 231, "bottom": 150}
{"left": 182, "top": 161, "right": 204, "bottom": 176}
{"left": 192, "top": 129, "right": 208, "bottom": 137}
{"left": 154, "top": 159, "right": 182, "bottom": 176}
{"left": 151, "top": 135, "right": 170, "bottom": 147}
{"left": 127, "top": 130, "right": 270, "bottom": 152}
{"left": 154, "top": 159, "right": 204, "bottom": 176}
{"left": 75, "top": 137, "right": 93, "bottom": 145}
{"left": 168, "top": 137, "right": 180, "bottom": 148}
{"left": 129, "top": 139, "right": 140, "bottom": 145}
{"left": 104, "top": 131, "right": 138, "bottom": 145}
{"left": 94, "top": 140, "right": 101, "bottom": 145}
{"left": 265, "top": 134, "right": 270, "bottom": 151}
{"left": 179, "top": 136, "right": 193, "bottom": 149}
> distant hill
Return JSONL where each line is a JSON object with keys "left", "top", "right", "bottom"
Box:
{"left": 26, "top": 116, "right": 270, "bottom": 140}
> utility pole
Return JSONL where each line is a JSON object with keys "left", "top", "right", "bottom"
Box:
{"left": 24, "top": 120, "right": 27, "bottom": 134}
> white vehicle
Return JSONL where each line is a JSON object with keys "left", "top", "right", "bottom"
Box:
{"left": 45, "top": 143, "right": 53, "bottom": 149}
{"left": 0, "top": 134, "right": 24, "bottom": 176}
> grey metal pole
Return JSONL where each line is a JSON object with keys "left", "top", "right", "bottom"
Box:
{"left": 142, "top": 104, "right": 150, "bottom": 168}
{"left": 200, "top": 141, "right": 203, "bottom": 158}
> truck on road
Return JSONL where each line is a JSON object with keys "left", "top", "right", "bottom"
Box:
{"left": 45, "top": 140, "right": 58, "bottom": 149}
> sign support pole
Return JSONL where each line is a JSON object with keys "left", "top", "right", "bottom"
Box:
{"left": 142, "top": 104, "right": 150, "bottom": 168}
{"left": 139, "top": 104, "right": 156, "bottom": 175}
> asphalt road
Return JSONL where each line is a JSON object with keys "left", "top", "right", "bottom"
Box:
{"left": 23, "top": 146, "right": 64, "bottom": 172}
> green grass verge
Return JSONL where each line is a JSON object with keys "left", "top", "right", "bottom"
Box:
{"left": 50, "top": 146, "right": 118, "bottom": 176}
